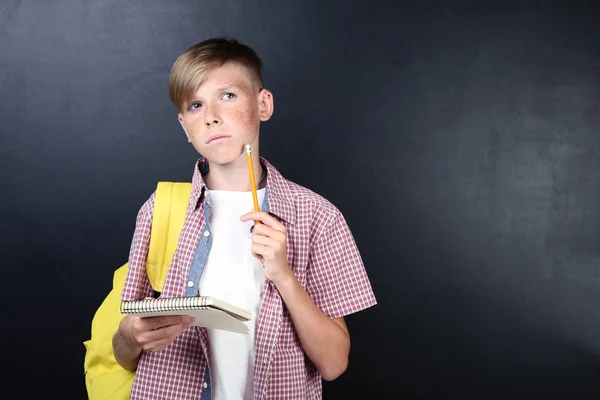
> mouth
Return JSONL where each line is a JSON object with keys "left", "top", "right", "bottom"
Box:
{"left": 206, "top": 135, "right": 231, "bottom": 144}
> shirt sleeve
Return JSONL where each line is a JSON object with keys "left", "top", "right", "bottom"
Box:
{"left": 305, "top": 210, "right": 377, "bottom": 319}
{"left": 121, "top": 191, "right": 156, "bottom": 301}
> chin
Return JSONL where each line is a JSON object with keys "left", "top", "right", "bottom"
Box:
{"left": 203, "top": 147, "right": 244, "bottom": 165}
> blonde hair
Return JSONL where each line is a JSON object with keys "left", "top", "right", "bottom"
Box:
{"left": 168, "top": 37, "right": 264, "bottom": 113}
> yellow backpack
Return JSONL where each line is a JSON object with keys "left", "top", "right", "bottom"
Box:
{"left": 83, "top": 182, "right": 192, "bottom": 400}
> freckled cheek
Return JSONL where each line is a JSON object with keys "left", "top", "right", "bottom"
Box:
{"left": 184, "top": 115, "right": 207, "bottom": 134}
{"left": 185, "top": 124, "right": 203, "bottom": 138}
{"left": 227, "top": 110, "right": 249, "bottom": 123}
{"left": 229, "top": 110, "right": 259, "bottom": 129}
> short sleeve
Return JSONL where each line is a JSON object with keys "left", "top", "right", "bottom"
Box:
{"left": 121, "top": 192, "right": 156, "bottom": 301}
{"left": 305, "top": 211, "right": 377, "bottom": 319}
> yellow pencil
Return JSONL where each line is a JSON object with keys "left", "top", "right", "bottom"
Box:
{"left": 245, "top": 144, "right": 262, "bottom": 224}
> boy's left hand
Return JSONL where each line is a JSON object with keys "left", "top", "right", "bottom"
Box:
{"left": 240, "top": 211, "right": 292, "bottom": 285}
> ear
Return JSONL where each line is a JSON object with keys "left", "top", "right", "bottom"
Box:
{"left": 178, "top": 113, "right": 192, "bottom": 143}
{"left": 258, "top": 89, "right": 274, "bottom": 122}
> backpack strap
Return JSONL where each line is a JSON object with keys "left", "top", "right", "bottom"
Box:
{"left": 146, "top": 181, "right": 192, "bottom": 294}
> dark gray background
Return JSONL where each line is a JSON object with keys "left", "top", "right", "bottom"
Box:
{"left": 2, "top": 0, "right": 600, "bottom": 398}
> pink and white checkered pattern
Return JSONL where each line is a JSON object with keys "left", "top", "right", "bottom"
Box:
{"left": 121, "top": 158, "right": 377, "bottom": 399}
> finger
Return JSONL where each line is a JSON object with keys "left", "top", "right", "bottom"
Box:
{"left": 250, "top": 250, "right": 265, "bottom": 263}
{"left": 137, "top": 319, "right": 193, "bottom": 346}
{"left": 240, "top": 211, "right": 271, "bottom": 223}
{"left": 251, "top": 243, "right": 275, "bottom": 260}
{"left": 241, "top": 212, "right": 285, "bottom": 232}
{"left": 240, "top": 211, "right": 279, "bottom": 226}
{"left": 145, "top": 323, "right": 187, "bottom": 342}
{"left": 251, "top": 223, "right": 286, "bottom": 240}
{"left": 251, "top": 234, "right": 280, "bottom": 249}
{"left": 138, "top": 315, "right": 193, "bottom": 331}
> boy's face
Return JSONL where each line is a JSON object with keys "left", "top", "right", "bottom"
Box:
{"left": 178, "top": 62, "right": 273, "bottom": 166}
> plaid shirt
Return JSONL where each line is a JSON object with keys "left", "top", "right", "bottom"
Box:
{"left": 122, "top": 158, "right": 377, "bottom": 399}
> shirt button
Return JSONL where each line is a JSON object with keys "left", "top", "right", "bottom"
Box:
{"left": 203, "top": 231, "right": 210, "bottom": 237}
{"left": 203, "top": 382, "right": 208, "bottom": 389}
{"left": 187, "top": 280, "right": 194, "bottom": 288}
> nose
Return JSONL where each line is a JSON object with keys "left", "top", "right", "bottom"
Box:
{"left": 204, "top": 104, "right": 221, "bottom": 127}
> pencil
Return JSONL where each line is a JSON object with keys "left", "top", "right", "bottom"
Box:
{"left": 245, "top": 144, "right": 262, "bottom": 224}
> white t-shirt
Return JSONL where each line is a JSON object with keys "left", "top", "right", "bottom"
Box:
{"left": 199, "top": 188, "right": 266, "bottom": 400}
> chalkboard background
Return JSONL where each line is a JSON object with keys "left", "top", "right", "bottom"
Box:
{"left": 2, "top": 0, "right": 600, "bottom": 398}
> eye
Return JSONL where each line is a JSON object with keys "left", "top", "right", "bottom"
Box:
{"left": 189, "top": 102, "right": 202, "bottom": 111}
{"left": 222, "top": 92, "right": 236, "bottom": 100}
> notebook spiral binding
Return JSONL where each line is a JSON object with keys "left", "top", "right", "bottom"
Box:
{"left": 120, "top": 296, "right": 209, "bottom": 314}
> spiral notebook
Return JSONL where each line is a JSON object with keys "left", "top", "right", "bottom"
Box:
{"left": 120, "top": 296, "right": 251, "bottom": 334}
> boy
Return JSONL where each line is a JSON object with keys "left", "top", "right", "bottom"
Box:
{"left": 112, "top": 37, "right": 376, "bottom": 400}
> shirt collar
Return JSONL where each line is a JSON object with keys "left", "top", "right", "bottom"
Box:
{"left": 189, "top": 157, "right": 296, "bottom": 225}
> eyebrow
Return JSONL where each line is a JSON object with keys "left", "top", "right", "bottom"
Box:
{"left": 188, "top": 83, "right": 247, "bottom": 104}
{"left": 215, "top": 83, "right": 244, "bottom": 92}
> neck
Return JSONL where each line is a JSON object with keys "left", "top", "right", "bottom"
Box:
{"left": 204, "top": 154, "right": 265, "bottom": 192}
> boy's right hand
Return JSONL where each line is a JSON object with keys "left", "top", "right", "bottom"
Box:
{"left": 118, "top": 313, "right": 195, "bottom": 353}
